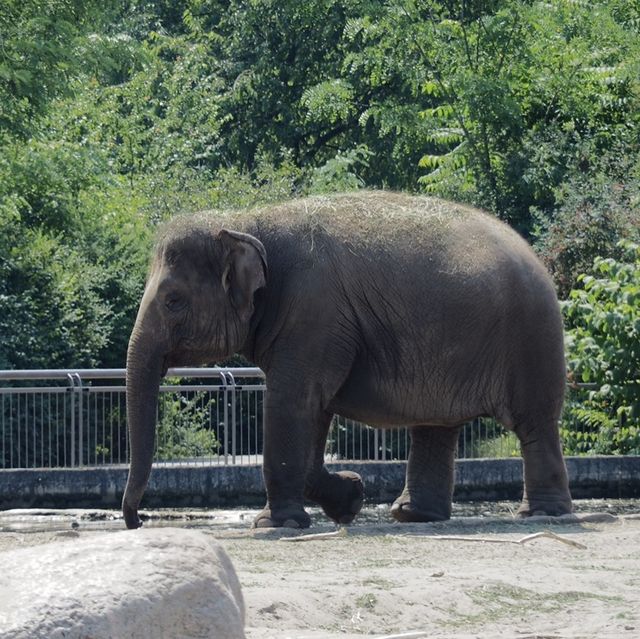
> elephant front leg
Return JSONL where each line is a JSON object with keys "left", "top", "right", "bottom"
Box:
{"left": 305, "top": 468, "right": 364, "bottom": 524}
{"left": 295, "top": 407, "right": 363, "bottom": 524}
{"left": 391, "top": 425, "right": 460, "bottom": 523}
{"left": 253, "top": 388, "right": 324, "bottom": 529}
{"left": 304, "top": 429, "right": 365, "bottom": 526}
{"left": 254, "top": 393, "right": 364, "bottom": 527}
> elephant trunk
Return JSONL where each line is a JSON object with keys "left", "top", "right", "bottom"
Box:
{"left": 122, "top": 320, "right": 165, "bottom": 529}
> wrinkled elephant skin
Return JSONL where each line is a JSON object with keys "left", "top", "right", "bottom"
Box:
{"left": 123, "top": 191, "right": 573, "bottom": 529}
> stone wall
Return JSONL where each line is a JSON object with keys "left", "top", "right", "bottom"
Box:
{"left": 1, "top": 457, "right": 639, "bottom": 510}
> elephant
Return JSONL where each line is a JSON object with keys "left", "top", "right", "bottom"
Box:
{"left": 122, "top": 190, "right": 573, "bottom": 529}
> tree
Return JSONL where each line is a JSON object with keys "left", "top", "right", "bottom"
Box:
{"left": 399, "top": 0, "right": 640, "bottom": 232}
{"left": 534, "top": 149, "right": 640, "bottom": 297}
{"left": 0, "top": 1, "right": 113, "bottom": 137}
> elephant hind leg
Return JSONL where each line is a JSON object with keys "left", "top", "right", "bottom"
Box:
{"left": 391, "top": 425, "right": 460, "bottom": 523}
{"left": 514, "top": 414, "right": 573, "bottom": 517}
{"left": 505, "top": 311, "right": 573, "bottom": 517}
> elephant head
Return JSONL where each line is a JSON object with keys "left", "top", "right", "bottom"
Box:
{"left": 122, "top": 224, "right": 267, "bottom": 528}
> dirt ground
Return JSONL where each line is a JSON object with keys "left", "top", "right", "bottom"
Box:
{"left": 1, "top": 500, "right": 639, "bottom": 639}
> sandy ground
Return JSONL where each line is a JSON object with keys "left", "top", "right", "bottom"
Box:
{"left": 1, "top": 500, "right": 639, "bottom": 639}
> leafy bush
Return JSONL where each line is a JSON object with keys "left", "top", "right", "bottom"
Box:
{"left": 0, "top": 224, "right": 111, "bottom": 368}
{"left": 562, "top": 242, "right": 640, "bottom": 454}
{"left": 0, "top": 0, "right": 100, "bottom": 136}
{"left": 208, "top": 153, "right": 306, "bottom": 210}
{"left": 156, "top": 390, "right": 219, "bottom": 461}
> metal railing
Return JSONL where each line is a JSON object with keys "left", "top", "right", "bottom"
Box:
{"left": 0, "top": 368, "right": 516, "bottom": 470}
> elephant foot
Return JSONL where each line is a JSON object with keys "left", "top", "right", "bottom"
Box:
{"left": 252, "top": 505, "right": 311, "bottom": 529}
{"left": 516, "top": 494, "right": 573, "bottom": 518}
{"left": 315, "top": 470, "right": 364, "bottom": 525}
{"left": 390, "top": 493, "right": 451, "bottom": 523}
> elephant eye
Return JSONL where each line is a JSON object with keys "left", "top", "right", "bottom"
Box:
{"left": 165, "top": 295, "right": 187, "bottom": 312}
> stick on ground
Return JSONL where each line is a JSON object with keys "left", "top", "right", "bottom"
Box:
{"left": 407, "top": 529, "right": 587, "bottom": 549}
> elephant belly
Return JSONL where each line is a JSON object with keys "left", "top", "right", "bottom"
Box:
{"left": 328, "top": 375, "right": 480, "bottom": 428}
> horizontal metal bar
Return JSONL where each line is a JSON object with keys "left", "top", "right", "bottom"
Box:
{"left": 70, "top": 383, "right": 267, "bottom": 394}
{"left": 0, "top": 387, "right": 70, "bottom": 395}
{"left": 0, "top": 384, "right": 267, "bottom": 396}
{"left": 0, "top": 367, "right": 265, "bottom": 382}
{"left": 165, "top": 367, "right": 264, "bottom": 379}
{"left": 160, "top": 384, "right": 266, "bottom": 392}
{"left": 0, "top": 369, "right": 125, "bottom": 381}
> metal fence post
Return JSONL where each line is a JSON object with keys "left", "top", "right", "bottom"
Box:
{"left": 66, "top": 374, "right": 76, "bottom": 467}
{"left": 221, "top": 372, "right": 229, "bottom": 464}
{"left": 75, "top": 373, "right": 84, "bottom": 467}
{"left": 65, "top": 373, "right": 84, "bottom": 467}
{"left": 219, "top": 371, "right": 237, "bottom": 465}
{"left": 229, "top": 373, "right": 237, "bottom": 465}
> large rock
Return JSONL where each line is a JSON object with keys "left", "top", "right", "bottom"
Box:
{"left": 0, "top": 528, "right": 245, "bottom": 639}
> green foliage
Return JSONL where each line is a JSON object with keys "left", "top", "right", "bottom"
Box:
{"left": 534, "top": 147, "right": 640, "bottom": 297}
{"left": 207, "top": 153, "right": 306, "bottom": 210}
{"left": 0, "top": 0, "right": 96, "bottom": 135}
{"left": 0, "top": 224, "right": 109, "bottom": 368}
{"left": 0, "top": 127, "right": 153, "bottom": 368}
{"left": 302, "top": 80, "right": 356, "bottom": 126}
{"left": 309, "top": 146, "right": 372, "bottom": 194}
{"left": 400, "top": 0, "right": 640, "bottom": 230}
{"left": 562, "top": 242, "right": 640, "bottom": 454}
{"left": 0, "top": 135, "right": 105, "bottom": 230}
{"left": 156, "top": 391, "right": 219, "bottom": 460}
{"left": 473, "top": 432, "right": 520, "bottom": 459}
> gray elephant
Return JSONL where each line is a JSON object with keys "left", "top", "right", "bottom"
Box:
{"left": 123, "top": 191, "right": 573, "bottom": 529}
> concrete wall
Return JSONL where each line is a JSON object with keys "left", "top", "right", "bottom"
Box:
{"left": 1, "top": 456, "right": 639, "bottom": 510}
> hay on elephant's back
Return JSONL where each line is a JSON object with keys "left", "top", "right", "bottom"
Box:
{"left": 157, "top": 191, "right": 531, "bottom": 280}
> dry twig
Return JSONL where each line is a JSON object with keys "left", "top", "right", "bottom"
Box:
{"left": 279, "top": 527, "right": 348, "bottom": 542}
{"left": 373, "top": 633, "right": 428, "bottom": 639}
{"left": 405, "top": 529, "right": 586, "bottom": 549}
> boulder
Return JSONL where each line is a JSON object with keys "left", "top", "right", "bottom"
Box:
{"left": 0, "top": 528, "right": 245, "bottom": 639}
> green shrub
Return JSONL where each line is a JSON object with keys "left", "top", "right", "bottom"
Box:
{"left": 156, "top": 390, "right": 219, "bottom": 461}
{"left": 562, "top": 241, "right": 640, "bottom": 454}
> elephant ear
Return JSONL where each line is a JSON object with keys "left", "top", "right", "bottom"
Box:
{"left": 217, "top": 229, "right": 268, "bottom": 320}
